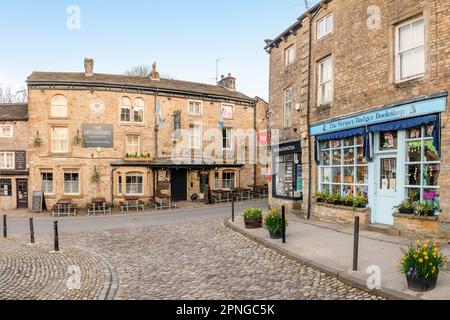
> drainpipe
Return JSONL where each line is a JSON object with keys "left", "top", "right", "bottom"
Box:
{"left": 111, "top": 167, "right": 117, "bottom": 208}
{"left": 154, "top": 90, "right": 159, "bottom": 159}
{"left": 253, "top": 100, "right": 258, "bottom": 187}
{"left": 306, "top": 7, "right": 322, "bottom": 220}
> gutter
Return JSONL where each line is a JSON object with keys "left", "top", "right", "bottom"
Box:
{"left": 306, "top": 7, "right": 324, "bottom": 220}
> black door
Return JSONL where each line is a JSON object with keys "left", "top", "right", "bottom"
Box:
{"left": 16, "top": 179, "right": 29, "bottom": 209}
{"left": 171, "top": 169, "right": 187, "bottom": 201}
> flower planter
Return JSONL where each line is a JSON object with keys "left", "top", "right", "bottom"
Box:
{"left": 124, "top": 158, "right": 154, "bottom": 162}
{"left": 268, "top": 229, "right": 283, "bottom": 239}
{"left": 399, "top": 208, "right": 415, "bottom": 215}
{"left": 406, "top": 275, "right": 438, "bottom": 292}
{"left": 244, "top": 218, "right": 262, "bottom": 229}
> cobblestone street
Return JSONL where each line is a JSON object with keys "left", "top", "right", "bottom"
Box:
{"left": 2, "top": 219, "right": 384, "bottom": 300}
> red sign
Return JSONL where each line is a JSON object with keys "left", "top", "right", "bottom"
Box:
{"left": 258, "top": 132, "right": 269, "bottom": 145}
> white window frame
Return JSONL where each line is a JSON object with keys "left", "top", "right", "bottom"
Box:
{"left": 189, "top": 123, "right": 202, "bottom": 150}
{"left": 51, "top": 95, "right": 68, "bottom": 118}
{"left": 223, "top": 127, "right": 233, "bottom": 150}
{"left": 41, "top": 171, "right": 54, "bottom": 195}
{"left": 222, "top": 171, "right": 236, "bottom": 189}
{"left": 0, "top": 125, "right": 13, "bottom": 138}
{"left": 188, "top": 101, "right": 202, "bottom": 116}
{"left": 285, "top": 45, "right": 295, "bottom": 66}
{"left": 126, "top": 174, "right": 144, "bottom": 195}
{"left": 318, "top": 56, "right": 333, "bottom": 105}
{"left": 126, "top": 135, "right": 140, "bottom": 155}
{"left": 133, "top": 98, "right": 145, "bottom": 124}
{"left": 318, "top": 136, "right": 369, "bottom": 199}
{"left": 221, "top": 104, "right": 234, "bottom": 120}
{"left": 63, "top": 172, "right": 80, "bottom": 195}
{"left": 283, "top": 87, "right": 293, "bottom": 128}
{"left": 0, "top": 152, "right": 14, "bottom": 170}
{"left": 51, "top": 127, "right": 69, "bottom": 154}
{"left": 317, "top": 14, "right": 333, "bottom": 40}
{"left": 395, "top": 16, "right": 425, "bottom": 83}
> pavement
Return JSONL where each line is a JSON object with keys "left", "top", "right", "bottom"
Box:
{"left": 226, "top": 215, "right": 450, "bottom": 300}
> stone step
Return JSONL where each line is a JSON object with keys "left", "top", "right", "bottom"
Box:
{"left": 364, "top": 223, "right": 400, "bottom": 236}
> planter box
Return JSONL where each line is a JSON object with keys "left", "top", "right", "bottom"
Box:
{"left": 312, "top": 202, "right": 371, "bottom": 225}
{"left": 124, "top": 158, "right": 154, "bottom": 162}
{"left": 244, "top": 218, "right": 263, "bottom": 229}
{"left": 394, "top": 213, "right": 439, "bottom": 238}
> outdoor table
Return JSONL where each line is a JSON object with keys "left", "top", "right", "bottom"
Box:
{"left": 234, "top": 188, "right": 252, "bottom": 201}
{"left": 121, "top": 197, "right": 145, "bottom": 213}
{"left": 155, "top": 194, "right": 176, "bottom": 210}
{"left": 53, "top": 199, "right": 77, "bottom": 217}
{"left": 89, "top": 197, "right": 110, "bottom": 215}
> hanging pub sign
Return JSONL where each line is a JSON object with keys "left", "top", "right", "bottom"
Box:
{"left": 82, "top": 124, "right": 114, "bottom": 148}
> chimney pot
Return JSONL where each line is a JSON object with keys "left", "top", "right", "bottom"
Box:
{"left": 218, "top": 72, "right": 236, "bottom": 91}
{"left": 84, "top": 58, "right": 94, "bottom": 77}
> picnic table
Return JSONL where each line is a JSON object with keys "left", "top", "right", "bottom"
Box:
{"left": 154, "top": 194, "right": 177, "bottom": 210}
{"left": 120, "top": 196, "right": 145, "bottom": 213}
{"left": 52, "top": 199, "right": 78, "bottom": 217}
{"left": 249, "top": 185, "right": 269, "bottom": 199}
{"left": 234, "top": 187, "right": 253, "bottom": 201}
{"left": 88, "top": 197, "right": 112, "bottom": 216}
{"left": 211, "top": 189, "right": 235, "bottom": 203}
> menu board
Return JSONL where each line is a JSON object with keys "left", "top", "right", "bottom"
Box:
{"left": 31, "top": 191, "right": 46, "bottom": 213}
{"left": 15, "top": 151, "right": 27, "bottom": 171}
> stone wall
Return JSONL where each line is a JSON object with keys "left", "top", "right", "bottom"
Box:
{"left": 312, "top": 203, "right": 371, "bottom": 225}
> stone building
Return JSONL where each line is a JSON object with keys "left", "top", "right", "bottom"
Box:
{"left": 265, "top": 0, "right": 450, "bottom": 237}
{"left": 24, "top": 59, "right": 268, "bottom": 209}
{"left": 0, "top": 103, "right": 29, "bottom": 209}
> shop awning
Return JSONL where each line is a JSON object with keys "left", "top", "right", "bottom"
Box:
{"left": 314, "top": 114, "right": 441, "bottom": 164}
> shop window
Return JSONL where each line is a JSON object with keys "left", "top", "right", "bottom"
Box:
{"left": 0, "top": 179, "right": 12, "bottom": 196}
{"left": 126, "top": 135, "right": 140, "bottom": 155}
{"left": 222, "top": 171, "right": 236, "bottom": 189}
{"left": 0, "top": 152, "right": 14, "bottom": 169}
{"left": 0, "top": 125, "right": 13, "bottom": 138}
{"left": 189, "top": 101, "right": 202, "bottom": 116}
{"left": 319, "top": 136, "right": 369, "bottom": 199}
{"left": 405, "top": 125, "right": 440, "bottom": 208}
{"left": 317, "top": 14, "right": 333, "bottom": 40}
{"left": 41, "top": 172, "right": 54, "bottom": 194}
{"left": 283, "top": 87, "right": 292, "bottom": 128}
{"left": 396, "top": 16, "right": 425, "bottom": 82}
{"left": 126, "top": 174, "right": 143, "bottom": 195}
{"left": 274, "top": 153, "right": 302, "bottom": 198}
{"left": 379, "top": 131, "right": 398, "bottom": 151}
{"left": 318, "top": 56, "right": 333, "bottom": 105}
{"left": 64, "top": 172, "right": 80, "bottom": 195}
{"left": 51, "top": 95, "right": 68, "bottom": 118}
{"left": 51, "top": 127, "right": 69, "bottom": 153}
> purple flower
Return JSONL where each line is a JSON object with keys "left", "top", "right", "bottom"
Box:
{"left": 424, "top": 192, "right": 438, "bottom": 201}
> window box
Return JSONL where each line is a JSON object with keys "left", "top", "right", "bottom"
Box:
{"left": 124, "top": 154, "right": 154, "bottom": 162}
{"left": 394, "top": 213, "right": 439, "bottom": 238}
{"left": 312, "top": 202, "right": 371, "bottom": 225}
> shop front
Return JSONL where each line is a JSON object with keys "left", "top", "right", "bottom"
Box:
{"left": 270, "top": 140, "right": 303, "bottom": 210}
{"left": 310, "top": 94, "right": 447, "bottom": 234}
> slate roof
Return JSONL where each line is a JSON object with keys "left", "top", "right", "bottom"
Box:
{"left": 27, "top": 72, "right": 255, "bottom": 103}
{"left": 0, "top": 103, "right": 28, "bottom": 121}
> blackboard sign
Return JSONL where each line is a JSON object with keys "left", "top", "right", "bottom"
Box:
{"left": 15, "top": 151, "right": 27, "bottom": 171}
{"left": 31, "top": 191, "right": 46, "bottom": 213}
{"left": 82, "top": 124, "right": 114, "bottom": 148}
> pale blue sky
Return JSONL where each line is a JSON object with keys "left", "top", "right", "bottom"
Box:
{"left": 0, "top": 0, "right": 318, "bottom": 99}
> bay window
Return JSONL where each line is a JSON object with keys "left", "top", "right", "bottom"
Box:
{"left": 126, "top": 174, "right": 143, "bottom": 195}
{"left": 405, "top": 124, "right": 440, "bottom": 208}
{"left": 319, "top": 136, "right": 369, "bottom": 199}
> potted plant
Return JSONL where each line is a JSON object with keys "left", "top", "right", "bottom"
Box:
{"left": 395, "top": 198, "right": 415, "bottom": 215}
{"left": 263, "top": 208, "right": 288, "bottom": 239}
{"left": 400, "top": 240, "right": 448, "bottom": 292}
{"left": 242, "top": 208, "right": 263, "bottom": 229}
{"left": 415, "top": 201, "right": 436, "bottom": 217}
{"left": 33, "top": 131, "right": 42, "bottom": 147}
{"left": 341, "top": 195, "right": 354, "bottom": 207}
{"left": 353, "top": 196, "right": 368, "bottom": 209}
{"left": 326, "top": 193, "right": 342, "bottom": 205}
{"left": 314, "top": 191, "right": 329, "bottom": 204}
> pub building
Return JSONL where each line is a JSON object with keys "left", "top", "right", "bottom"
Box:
{"left": 310, "top": 93, "right": 447, "bottom": 235}
{"left": 0, "top": 103, "right": 29, "bottom": 210}
{"left": 24, "top": 59, "right": 268, "bottom": 210}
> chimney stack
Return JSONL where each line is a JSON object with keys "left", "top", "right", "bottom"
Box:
{"left": 150, "top": 62, "right": 160, "bottom": 81}
{"left": 84, "top": 58, "right": 94, "bottom": 77}
{"left": 218, "top": 73, "right": 236, "bottom": 91}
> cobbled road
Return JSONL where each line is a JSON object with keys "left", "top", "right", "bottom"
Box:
{"left": 52, "top": 220, "right": 382, "bottom": 300}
